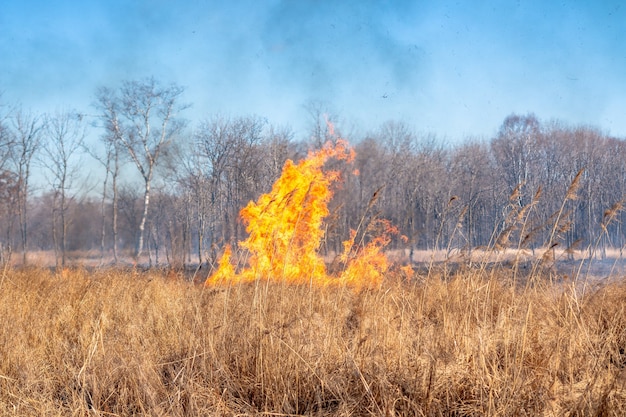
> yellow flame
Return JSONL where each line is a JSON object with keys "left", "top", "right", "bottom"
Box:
{"left": 206, "top": 139, "right": 397, "bottom": 289}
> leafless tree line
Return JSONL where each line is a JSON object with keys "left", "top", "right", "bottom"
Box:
{"left": 0, "top": 81, "right": 625, "bottom": 268}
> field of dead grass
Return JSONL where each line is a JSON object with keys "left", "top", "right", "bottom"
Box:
{"left": 1, "top": 266, "right": 626, "bottom": 416}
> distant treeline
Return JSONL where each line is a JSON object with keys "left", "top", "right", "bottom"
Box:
{"left": 0, "top": 79, "right": 624, "bottom": 267}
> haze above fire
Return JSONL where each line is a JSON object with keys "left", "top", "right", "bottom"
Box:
{"left": 2, "top": 0, "right": 625, "bottom": 141}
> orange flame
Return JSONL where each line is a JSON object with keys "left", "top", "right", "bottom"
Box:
{"left": 337, "top": 218, "right": 397, "bottom": 290}
{"left": 206, "top": 139, "right": 397, "bottom": 289}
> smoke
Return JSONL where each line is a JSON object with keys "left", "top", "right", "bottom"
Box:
{"left": 2, "top": 0, "right": 625, "bottom": 142}
{"left": 260, "top": 1, "right": 425, "bottom": 111}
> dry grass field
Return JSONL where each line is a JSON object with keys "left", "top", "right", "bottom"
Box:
{"left": 3, "top": 142, "right": 626, "bottom": 415}
{"left": 1, "top": 265, "right": 626, "bottom": 416}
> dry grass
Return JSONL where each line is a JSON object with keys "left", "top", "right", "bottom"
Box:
{"left": 1, "top": 267, "right": 626, "bottom": 416}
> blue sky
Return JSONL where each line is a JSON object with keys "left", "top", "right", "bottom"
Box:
{"left": 1, "top": 0, "right": 625, "bottom": 142}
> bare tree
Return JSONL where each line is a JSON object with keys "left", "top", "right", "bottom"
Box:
{"left": 9, "top": 109, "right": 43, "bottom": 264}
{"left": 95, "top": 138, "right": 123, "bottom": 264}
{"left": 0, "top": 107, "right": 9, "bottom": 160}
{"left": 303, "top": 99, "right": 341, "bottom": 148}
{"left": 0, "top": 101, "right": 17, "bottom": 261}
{"left": 491, "top": 113, "right": 542, "bottom": 206}
{"left": 0, "top": 100, "right": 15, "bottom": 171}
{"left": 192, "top": 115, "right": 265, "bottom": 249}
{"left": 117, "top": 184, "right": 142, "bottom": 253}
{"left": 176, "top": 149, "right": 211, "bottom": 265}
{"left": 41, "top": 111, "right": 85, "bottom": 269}
{"left": 260, "top": 124, "right": 294, "bottom": 190}
{"left": 0, "top": 170, "right": 19, "bottom": 263}
{"left": 93, "top": 88, "right": 127, "bottom": 264}
{"left": 449, "top": 140, "right": 499, "bottom": 248}
{"left": 96, "top": 78, "right": 187, "bottom": 262}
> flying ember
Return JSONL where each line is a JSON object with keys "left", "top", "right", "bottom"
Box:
{"left": 205, "top": 139, "right": 397, "bottom": 290}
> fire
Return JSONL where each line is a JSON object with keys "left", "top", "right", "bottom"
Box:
{"left": 205, "top": 139, "right": 397, "bottom": 289}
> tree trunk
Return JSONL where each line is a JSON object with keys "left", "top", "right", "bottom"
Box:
{"left": 112, "top": 153, "right": 119, "bottom": 264}
{"left": 52, "top": 194, "right": 59, "bottom": 270}
{"left": 197, "top": 192, "right": 205, "bottom": 265}
{"left": 100, "top": 158, "right": 110, "bottom": 264}
{"left": 136, "top": 176, "right": 151, "bottom": 261}
{"left": 61, "top": 179, "right": 66, "bottom": 269}
{"left": 18, "top": 173, "right": 28, "bottom": 265}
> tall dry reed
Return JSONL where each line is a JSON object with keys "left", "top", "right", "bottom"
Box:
{"left": 1, "top": 266, "right": 626, "bottom": 416}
